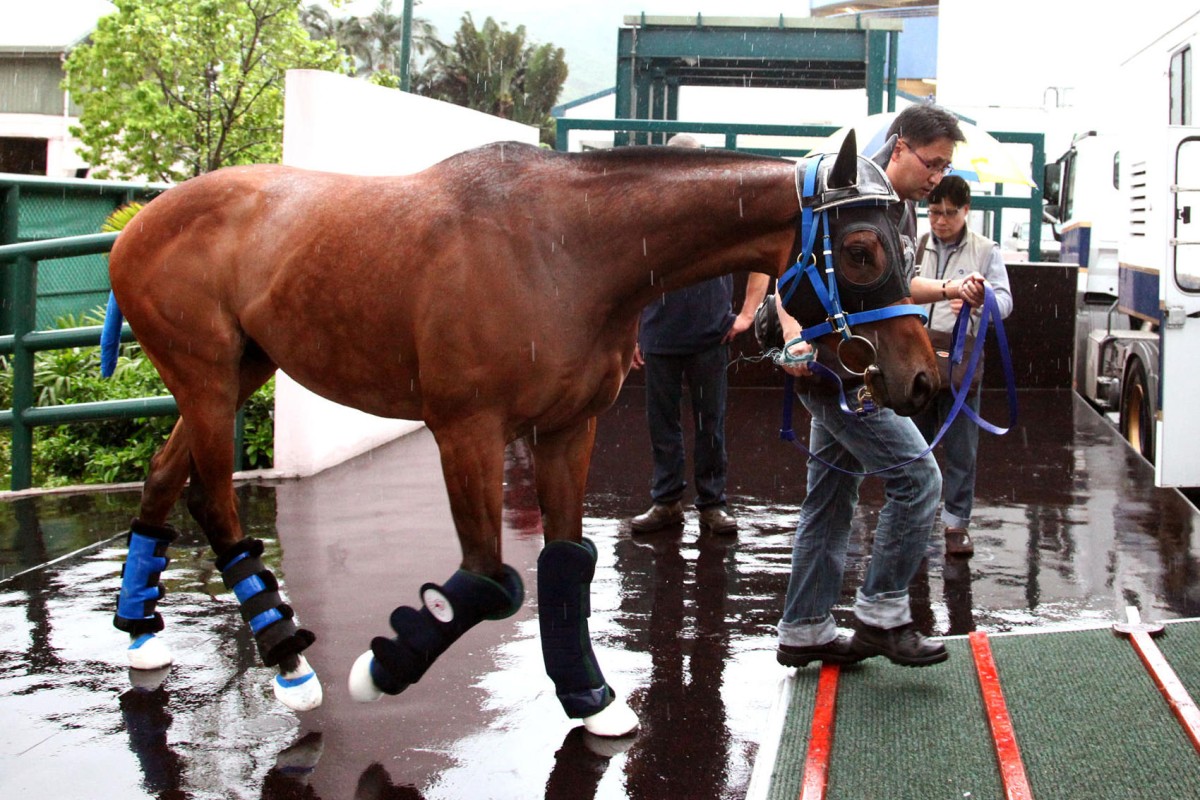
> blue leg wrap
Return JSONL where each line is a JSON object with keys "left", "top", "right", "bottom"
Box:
{"left": 114, "top": 519, "right": 178, "bottom": 636}
{"left": 216, "top": 538, "right": 315, "bottom": 667}
{"left": 369, "top": 564, "right": 524, "bottom": 695}
{"left": 538, "top": 539, "right": 614, "bottom": 719}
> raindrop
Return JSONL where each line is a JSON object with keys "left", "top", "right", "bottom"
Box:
{"left": 739, "top": 197, "right": 744, "bottom": 218}
{"left": 643, "top": 238, "right": 647, "bottom": 256}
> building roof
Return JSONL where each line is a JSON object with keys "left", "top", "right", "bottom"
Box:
{"left": 0, "top": 1, "right": 113, "bottom": 54}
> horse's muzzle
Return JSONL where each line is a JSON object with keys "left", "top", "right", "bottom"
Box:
{"left": 865, "top": 363, "right": 937, "bottom": 417}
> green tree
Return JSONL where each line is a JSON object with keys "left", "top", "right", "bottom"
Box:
{"left": 301, "top": 0, "right": 435, "bottom": 83}
{"left": 416, "top": 13, "right": 567, "bottom": 145}
{"left": 64, "top": 0, "right": 347, "bottom": 181}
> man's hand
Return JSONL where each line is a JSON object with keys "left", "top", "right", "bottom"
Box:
{"left": 779, "top": 339, "right": 814, "bottom": 377}
{"left": 723, "top": 311, "right": 754, "bottom": 343}
{"left": 631, "top": 343, "right": 644, "bottom": 370}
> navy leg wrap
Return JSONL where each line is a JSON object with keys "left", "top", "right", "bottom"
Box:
{"left": 369, "top": 565, "right": 524, "bottom": 695}
{"left": 114, "top": 519, "right": 178, "bottom": 636}
{"left": 538, "top": 539, "right": 614, "bottom": 719}
{"left": 216, "top": 538, "right": 315, "bottom": 668}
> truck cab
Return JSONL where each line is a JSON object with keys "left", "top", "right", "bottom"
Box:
{"left": 1044, "top": 16, "right": 1200, "bottom": 489}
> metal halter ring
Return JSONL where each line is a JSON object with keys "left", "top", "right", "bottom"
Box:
{"left": 836, "top": 335, "right": 878, "bottom": 377}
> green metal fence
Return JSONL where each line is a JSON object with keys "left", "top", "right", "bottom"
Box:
{"left": 0, "top": 234, "right": 185, "bottom": 492}
{"left": 553, "top": 117, "right": 1047, "bottom": 259}
{"left": 0, "top": 173, "right": 168, "bottom": 333}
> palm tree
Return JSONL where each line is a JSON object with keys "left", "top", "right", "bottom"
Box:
{"left": 416, "top": 13, "right": 567, "bottom": 144}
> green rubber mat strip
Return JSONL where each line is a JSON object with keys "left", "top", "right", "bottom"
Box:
{"left": 760, "top": 622, "right": 1200, "bottom": 800}
{"left": 994, "top": 626, "right": 1200, "bottom": 799}
{"left": 765, "top": 670, "right": 819, "bottom": 800}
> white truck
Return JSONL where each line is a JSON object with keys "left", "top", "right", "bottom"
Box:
{"left": 1044, "top": 11, "right": 1200, "bottom": 488}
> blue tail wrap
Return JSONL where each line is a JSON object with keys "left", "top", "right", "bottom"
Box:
{"left": 216, "top": 538, "right": 315, "bottom": 667}
{"left": 537, "top": 539, "right": 615, "bottom": 719}
{"left": 114, "top": 519, "right": 177, "bottom": 636}
{"left": 99, "top": 292, "right": 123, "bottom": 378}
{"left": 369, "top": 565, "right": 524, "bottom": 695}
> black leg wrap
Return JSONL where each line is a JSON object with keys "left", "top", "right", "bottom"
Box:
{"left": 217, "top": 537, "right": 315, "bottom": 668}
{"left": 113, "top": 518, "right": 179, "bottom": 636}
{"left": 369, "top": 564, "right": 524, "bottom": 695}
{"left": 538, "top": 539, "right": 614, "bottom": 719}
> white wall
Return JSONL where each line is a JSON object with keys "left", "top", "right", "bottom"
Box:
{"left": 273, "top": 69, "right": 538, "bottom": 478}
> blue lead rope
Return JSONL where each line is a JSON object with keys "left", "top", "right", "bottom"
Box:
{"left": 778, "top": 284, "right": 1017, "bottom": 476}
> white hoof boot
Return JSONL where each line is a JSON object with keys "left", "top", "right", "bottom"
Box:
{"left": 582, "top": 696, "right": 639, "bottom": 738}
{"left": 127, "top": 633, "right": 172, "bottom": 671}
{"left": 347, "top": 650, "right": 383, "bottom": 703}
{"left": 273, "top": 655, "right": 323, "bottom": 711}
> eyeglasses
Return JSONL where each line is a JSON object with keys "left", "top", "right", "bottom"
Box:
{"left": 903, "top": 140, "right": 954, "bottom": 175}
{"left": 927, "top": 206, "right": 964, "bottom": 219}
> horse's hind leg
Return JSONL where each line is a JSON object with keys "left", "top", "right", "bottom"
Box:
{"left": 348, "top": 414, "right": 524, "bottom": 703}
{"left": 191, "top": 357, "right": 321, "bottom": 710}
{"left": 530, "top": 419, "right": 638, "bottom": 738}
{"left": 113, "top": 418, "right": 193, "bottom": 673}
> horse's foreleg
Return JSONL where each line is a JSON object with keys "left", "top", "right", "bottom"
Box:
{"left": 531, "top": 419, "right": 639, "bottom": 738}
{"left": 348, "top": 415, "right": 524, "bottom": 702}
{"left": 114, "top": 419, "right": 192, "bottom": 673}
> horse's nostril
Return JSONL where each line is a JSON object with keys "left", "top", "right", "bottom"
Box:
{"left": 911, "top": 370, "right": 936, "bottom": 412}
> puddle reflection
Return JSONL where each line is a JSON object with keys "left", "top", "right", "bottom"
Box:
{"left": 1, "top": 390, "right": 1198, "bottom": 798}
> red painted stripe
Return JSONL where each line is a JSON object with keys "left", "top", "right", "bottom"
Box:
{"left": 970, "top": 631, "right": 1035, "bottom": 800}
{"left": 799, "top": 663, "right": 840, "bottom": 800}
{"left": 1128, "top": 629, "right": 1200, "bottom": 754}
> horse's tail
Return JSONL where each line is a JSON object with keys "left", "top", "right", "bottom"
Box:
{"left": 100, "top": 291, "right": 123, "bottom": 378}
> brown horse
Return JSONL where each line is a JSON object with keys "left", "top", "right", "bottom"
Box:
{"left": 105, "top": 132, "right": 937, "bottom": 736}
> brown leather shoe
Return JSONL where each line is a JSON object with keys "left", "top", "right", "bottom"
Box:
{"left": 698, "top": 505, "right": 737, "bottom": 535}
{"left": 944, "top": 527, "right": 974, "bottom": 557}
{"left": 777, "top": 634, "right": 864, "bottom": 667}
{"left": 850, "top": 622, "right": 948, "bottom": 666}
{"left": 630, "top": 501, "right": 684, "bottom": 533}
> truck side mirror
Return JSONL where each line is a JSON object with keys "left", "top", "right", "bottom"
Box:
{"left": 1043, "top": 162, "right": 1062, "bottom": 207}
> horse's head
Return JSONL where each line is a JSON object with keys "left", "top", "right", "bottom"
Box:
{"left": 781, "top": 130, "right": 938, "bottom": 416}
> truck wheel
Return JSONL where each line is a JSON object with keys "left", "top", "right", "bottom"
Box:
{"left": 1120, "top": 359, "right": 1155, "bottom": 462}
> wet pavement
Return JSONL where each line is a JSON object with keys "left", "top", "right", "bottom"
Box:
{"left": 2, "top": 387, "right": 1198, "bottom": 799}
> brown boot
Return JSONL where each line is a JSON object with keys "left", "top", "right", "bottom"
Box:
{"left": 630, "top": 501, "right": 684, "bottom": 533}
{"left": 944, "top": 526, "right": 974, "bottom": 557}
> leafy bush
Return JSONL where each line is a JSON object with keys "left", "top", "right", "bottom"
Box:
{"left": 0, "top": 307, "right": 274, "bottom": 489}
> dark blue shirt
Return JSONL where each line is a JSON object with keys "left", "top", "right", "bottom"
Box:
{"left": 638, "top": 275, "right": 735, "bottom": 356}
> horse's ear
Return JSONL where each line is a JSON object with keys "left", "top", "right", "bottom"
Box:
{"left": 828, "top": 129, "right": 859, "bottom": 189}
{"left": 870, "top": 134, "right": 899, "bottom": 171}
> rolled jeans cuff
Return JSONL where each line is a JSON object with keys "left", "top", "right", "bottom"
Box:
{"left": 854, "top": 588, "right": 912, "bottom": 629}
{"left": 941, "top": 509, "right": 970, "bottom": 529}
{"left": 777, "top": 614, "right": 837, "bottom": 648}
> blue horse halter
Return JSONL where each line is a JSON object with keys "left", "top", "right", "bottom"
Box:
{"left": 777, "top": 152, "right": 928, "bottom": 351}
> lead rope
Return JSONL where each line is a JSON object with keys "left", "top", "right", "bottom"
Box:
{"left": 777, "top": 284, "right": 1017, "bottom": 476}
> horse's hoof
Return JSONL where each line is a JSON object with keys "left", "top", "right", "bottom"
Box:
{"left": 582, "top": 729, "right": 637, "bottom": 757}
{"left": 581, "top": 696, "right": 639, "bottom": 738}
{"left": 347, "top": 650, "right": 383, "bottom": 702}
{"left": 127, "top": 633, "right": 172, "bottom": 671}
{"left": 273, "top": 655, "right": 323, "bottom": 711}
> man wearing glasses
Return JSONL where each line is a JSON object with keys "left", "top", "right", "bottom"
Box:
{"left": 771, "top": 103, "right": 986, "bottom": 670}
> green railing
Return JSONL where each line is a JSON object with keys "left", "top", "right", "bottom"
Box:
{"left": 0, "top": 233, "right": 192, "bottom": 492}
{"left": 554, "top": 117, "right": 1047, "bottom": 259}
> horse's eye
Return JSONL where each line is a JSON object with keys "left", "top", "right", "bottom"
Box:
{"left": 840, "top": 244, "right": 884, "bottom": 286}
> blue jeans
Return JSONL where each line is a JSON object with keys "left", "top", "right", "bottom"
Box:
{"left": 642, "top": 346, "right": 729, "bottom": 510}
{"left": 913, "top": 387, "right": 981, "bottom": 529}
{"left": 777, "top": 390, "right": 942, "bottom": 647}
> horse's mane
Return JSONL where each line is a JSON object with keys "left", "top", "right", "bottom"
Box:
{"left": 456, "top": 140, "right": 788, "bottom": 175}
